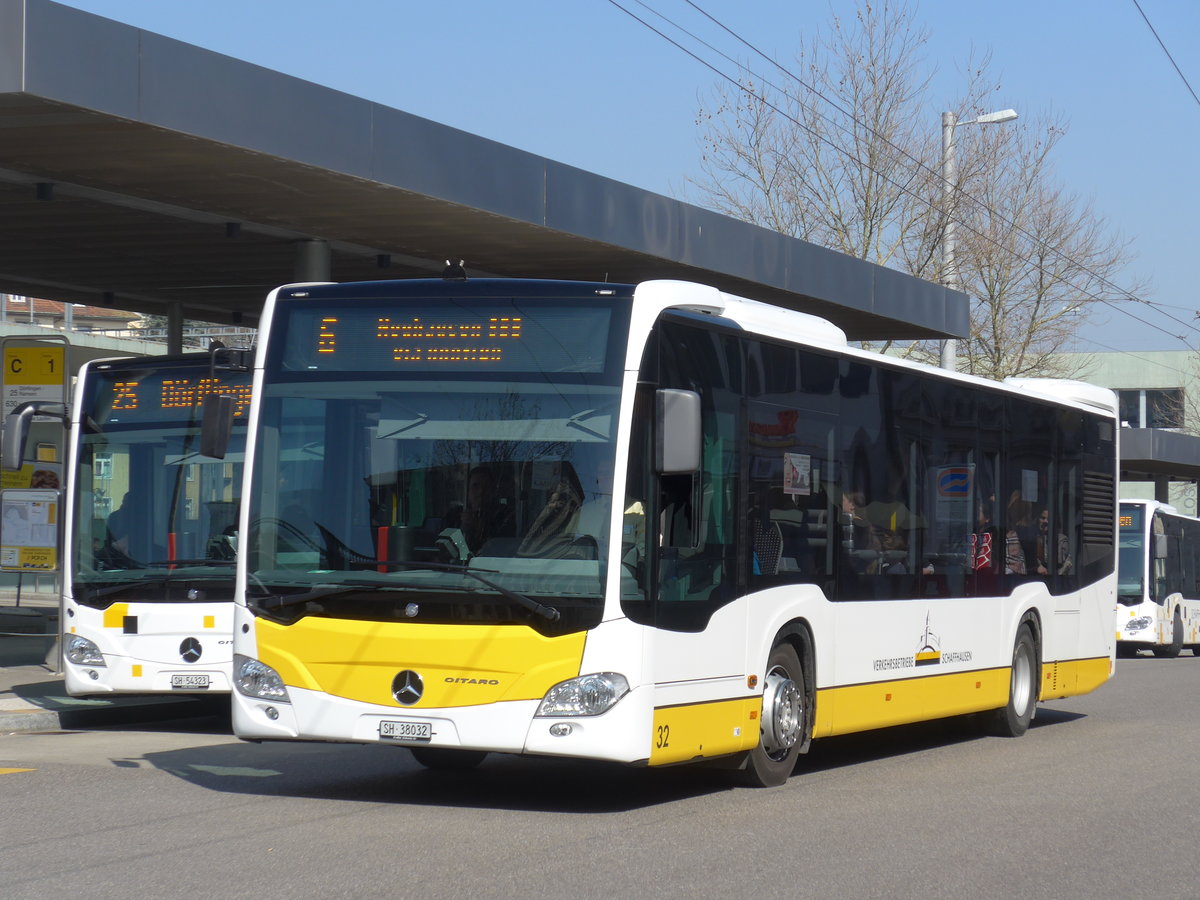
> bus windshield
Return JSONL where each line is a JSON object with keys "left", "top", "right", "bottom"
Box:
{"left": 1117, "top": 504, "right": 1146, "bottom": 604}
{"left": 72, "top": 360, "right": 250, "bottom": 605}
{"left": 247, "top": 293, "right": 629, "bottom": 634}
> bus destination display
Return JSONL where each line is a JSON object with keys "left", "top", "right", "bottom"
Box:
{"left": 92, "top": 369, "right": 253, "bottom": 426}
{"left": 280, "top": 303, "right": 613, "bottom": 374}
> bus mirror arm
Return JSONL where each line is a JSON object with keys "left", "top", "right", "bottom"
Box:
{"left": 656, "top": 389, "right": 701, "bottom": 474}
{"left": 2, "top": 401, "right": 68, "bottom": 470}
{"left": 200, "top": 394, "right": 235, "bottom": 459}
{"left": 208, "top": 341, "right": 251, "bottom": 377}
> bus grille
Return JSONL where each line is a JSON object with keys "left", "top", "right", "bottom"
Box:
{"left": 1082, "top": 471, "right": 1115, "bottom": 547}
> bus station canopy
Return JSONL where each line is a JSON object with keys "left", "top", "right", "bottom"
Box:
{"left": 1120, "top": 429, "right": 1200, "bottom": 485}
{"left": 0, "top": 0, "right": 967, "bottom": 342}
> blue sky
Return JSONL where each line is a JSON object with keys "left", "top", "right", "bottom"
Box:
{"left": 54, "top": 0, "right": 1200, "bottom": 353}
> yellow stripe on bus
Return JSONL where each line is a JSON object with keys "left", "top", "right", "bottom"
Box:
{"left": 813, "top": 667, "right": 1009, "bottom": 737}
{"left": 256, "top": 618, "right": 587, "bottom": 709}
{"left": 1040, "top": 656, "right": 1112, "bottom": 700}
{"left": 649, "top": 697, "right": 760, "bottom": 765}
{"left": 811, "top": 657, "right": 1111, "bottom": 739}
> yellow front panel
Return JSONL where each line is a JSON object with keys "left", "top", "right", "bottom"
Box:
{"left": 813, "top": 668, "right": 1010, "bottom": 738}
{"left": 256, "top": 618, "right": 587, "bottom": 709}
{"left": 102, "top": 603, "right": 129, "bottom": 629}
{"left": 650, "top": 698, "right": 760, "bottom": 765}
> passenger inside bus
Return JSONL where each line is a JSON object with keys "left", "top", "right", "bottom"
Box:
{"left": 104, "top": 486, "right": 162, "bottom": 565}
{"left": 1035, "top": 506, "right": 1072, "bottom": 575}
{"left": 1004, "top": 491, "right": 1032, "bottom": 575}
{"left": 445, "top": 465, "right": 513, "bottom": 553}
{"left": 517, "top": 465, "right": 586, "bottom": 558}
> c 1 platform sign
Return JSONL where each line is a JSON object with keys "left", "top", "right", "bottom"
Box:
{"left": 3, "top": 343, "right": 66, "bottom": 419}
{"left": 1, "top": 489, "right": 59, "bottom": 571}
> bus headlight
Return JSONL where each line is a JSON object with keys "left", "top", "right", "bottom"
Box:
{"left": 535, "top": 673, "right": 629, "bottom": 717}
{"left": 64, "top": 635, "right": 105, "bottom": 666}
{"left": 1125, "top": 616, "right": 1153, "bottom": 633}
{"left": 234, "top": 654, "right": 290, "bottom": 702}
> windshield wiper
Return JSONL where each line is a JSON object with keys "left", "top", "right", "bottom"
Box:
{"left": 78, "top": 575, "right": 224, "bottom": 604}
{"left": 253, "top": 560, "right": 560, "bottom": 622}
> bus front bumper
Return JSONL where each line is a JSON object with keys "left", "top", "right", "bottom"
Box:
{"left": 232, "top": 682, "right": 654, "bottom": 764}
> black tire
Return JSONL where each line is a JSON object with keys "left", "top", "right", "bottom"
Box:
{"left": 1152, "top": 609, "right": 1184, "bottom": 659}
{"left": 741, "top": 642, "right": 807, "bottom": 787}
{"left": 410, "top": 747, "right": 488, "bottom": 770}
{"left": 1115, "top": 643, "right": 1138, "bottom": 659}
{"left": 988, "top": 623, "right": 1038, "bottom": 737}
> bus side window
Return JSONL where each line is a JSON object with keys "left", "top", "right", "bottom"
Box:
{"left": 660, "top": 472, "right": 697, "bottom": 549}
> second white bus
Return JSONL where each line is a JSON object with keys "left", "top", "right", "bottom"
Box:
{"left": 1116, "top": 499, "right": 1200, "bottom": 657}
{"left": 5, "top": 351, "right": 253, "bottom": 695}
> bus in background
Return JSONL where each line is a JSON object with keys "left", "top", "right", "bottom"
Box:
{"left": 7, "top": 350, "right": 252, "bottom": 695}
{"left": 226, "top": 278, "right": 1118, "bottom": 786}
{"left": 1117, "top": 499, "right": 1200, "bottom": 658}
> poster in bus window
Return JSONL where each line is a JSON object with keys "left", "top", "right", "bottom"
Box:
{"left": 783, "top": 453, "right": 811, "bottom": 496}
{"left": 930, "top": 464, "right": 974, "bottom": 555}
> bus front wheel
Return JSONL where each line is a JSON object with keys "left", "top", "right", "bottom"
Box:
{"left": 988, "top": 624, "right": 1038, "bottom": 737}
{"left": 1152, "top": 609, "right": 1183, "bottom": 659}
{"left": 741, "top": 642, "right": 807, "bottom": 788}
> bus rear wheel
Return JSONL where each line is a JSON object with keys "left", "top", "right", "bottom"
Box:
{"left": 741, "top": 642, "right": 806, "bottom": 788}
{"left": 1152, "top": 609, "right": 1183, "bottom": 659}
{"left": 410, "top": 747, "right": 488, "bottom": 770}
{"left": 988, "top": 623, "right": 1038, "bottom": 737}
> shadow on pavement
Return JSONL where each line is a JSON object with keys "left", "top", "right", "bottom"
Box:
{"left": 133, "top": 700, "right": 1089, "bottom": 812}
{"left": 141, "top": 738, "right": 732, "bottom": 813}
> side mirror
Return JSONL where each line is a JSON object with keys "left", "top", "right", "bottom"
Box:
{"left": 2, "top": 401, "right": 68, "bottom": 470}
{"left": 1153, "top": 532, "right": 1170, "bottom": 560}
{"left": 200, "top": 394, "right": 235, "bottom": 459}
{"left": 656, "top": 389, "right": 700, "bottom": 474}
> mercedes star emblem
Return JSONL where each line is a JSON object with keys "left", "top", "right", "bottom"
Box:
{"left": 392, "top": 670, "right": 423, "bottom": 705}
{"left": 179, "top": 637, "right": 203, "bottom": 663}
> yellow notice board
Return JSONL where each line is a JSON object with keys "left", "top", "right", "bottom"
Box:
{"left": 1, "top": 489, "right": 60, "bottom": 571}
{"left": 2, "top": 344, "right": 66, "bottom": 418}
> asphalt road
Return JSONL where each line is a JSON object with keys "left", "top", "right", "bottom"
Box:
{"left": 2, "top": 654, "right": 1198, "bottom": 900}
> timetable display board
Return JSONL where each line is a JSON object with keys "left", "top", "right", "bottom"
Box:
{"left": 0, "top": 489, "right": 59, "bottom": 571}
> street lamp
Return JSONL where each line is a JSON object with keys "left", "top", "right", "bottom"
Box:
{"left": 939, "top": 108, "right": 1018, "bottom": 370}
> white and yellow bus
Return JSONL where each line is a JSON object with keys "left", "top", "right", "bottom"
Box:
{"left": 7, "top": 351, "right": 252, "bottom": 695}
{"left": 227, "top": 278, "right": 1118, "bottom": 785}
{"left": 1117, "top": 499, "right": 1200, "bottom": 658}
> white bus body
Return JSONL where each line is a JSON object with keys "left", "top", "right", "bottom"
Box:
{"left": 230, "top": 279, "right": 1118, "bottom": 785}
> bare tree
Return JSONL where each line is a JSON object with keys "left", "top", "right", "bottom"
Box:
{"left": 926, "top": 114, "right": 1144, "bottom": 379}
{"left": 692, "top": 1, "right": 963, "bottom": 274}
{"left": 690, "top": 0, "right": 1139, "bottom": 376}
